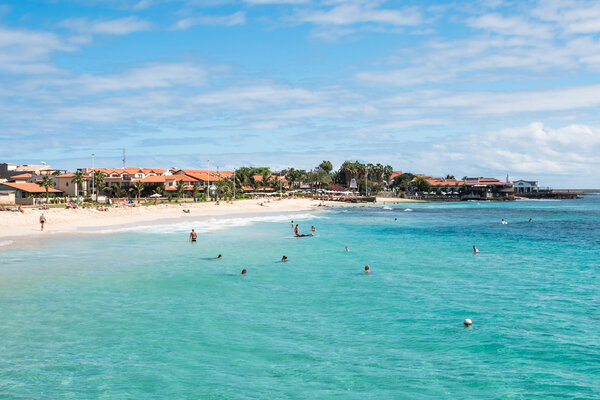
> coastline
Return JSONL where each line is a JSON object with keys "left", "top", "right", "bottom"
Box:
{"left": 0, "top": 198, "right": 322, "bottom": 243}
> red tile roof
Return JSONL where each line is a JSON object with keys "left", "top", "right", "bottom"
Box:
{"left": 10, "top": 173, "right": 33, "bottom": 179}
{"left": 0, "top": 182, "right": 62, "bottom": 193}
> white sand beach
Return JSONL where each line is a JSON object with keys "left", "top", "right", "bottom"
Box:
{"left": 0, "top": 199, "right": 320, "bottom": 241}
{"left": 0, "top": 197, "right": 423, "bottom": 243}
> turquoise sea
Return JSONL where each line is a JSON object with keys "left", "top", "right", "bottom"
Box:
{"left": 1, "top": 198, "right": 599, "bottom": 399}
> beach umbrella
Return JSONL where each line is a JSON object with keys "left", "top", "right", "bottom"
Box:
{"left": 150, "top": 193, "right": 161, "bottom": 197}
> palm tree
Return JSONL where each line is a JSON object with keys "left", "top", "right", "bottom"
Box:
{"left": 318, "top": 160, "right": 333, "bottom": 173}
{"left": 192, "top": 182, "right": 201, "bottom": 200}
{"left": 71, "top": 171, "right": 86, "bottom": 201}
{"left": 446, "top": 174, "right": 456, "bottom": 180}
{"left": 111, "top": 183, "right": 124, "bottom": 199}
{"left": 413, "top": 176, "right": 431, "bottom": 192}
{"left": 383, "top": 165, "right": 394, "bottom": 185}
{"left": 40, "top": 176, "right": 54, "bottom": 204}
{"left": 339, "top": 161, "right": 358, "bottom": 189}
{"left": 131, "top": 181, "right": 145, "bottom": 203}
{"left": 93, "top": 171, "right": 105, "bottom": 199}
{"left": 261, "top": 170, "right": 272, "bottom": 189}
{"left": 175, "top": 179, "right": 186, "bottom": 201}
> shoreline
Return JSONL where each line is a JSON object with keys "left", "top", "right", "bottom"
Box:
{"left": 0, "top": 198, "right": 323, "bottom": 244}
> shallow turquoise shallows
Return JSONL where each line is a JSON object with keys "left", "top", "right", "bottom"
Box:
{"left": 1, "top": 198, "right": 599, "bottom": 399}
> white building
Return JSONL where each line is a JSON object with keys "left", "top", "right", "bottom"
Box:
{"left": 513, "top": 180, "right": 539, "bottom": 193}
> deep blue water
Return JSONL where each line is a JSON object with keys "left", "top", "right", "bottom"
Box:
{"left": 1, "top": 198, "right": 599, "bottom": 399}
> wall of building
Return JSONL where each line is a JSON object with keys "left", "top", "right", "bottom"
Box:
{"left": 0, "top": 190, "right": 15, "bottom": 204}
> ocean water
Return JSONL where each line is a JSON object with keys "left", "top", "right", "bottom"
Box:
{"left": 1, "top": 198, "right": 599, "bottom": 399}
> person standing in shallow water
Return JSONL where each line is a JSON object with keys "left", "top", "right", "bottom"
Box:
{"left": 364, "top": 265, "right": 371, "bottom": 274}
{"left": 39, "top": 213, "right": 46, "bottom": 231}
{"left": 240, "top": 269, "right": 247, "bottom": 275}
{"left": 189, "top": 229, "right": 197, "bottom": 242}
{"left": 473, "top": 245, "right": 479, "bottom": 254}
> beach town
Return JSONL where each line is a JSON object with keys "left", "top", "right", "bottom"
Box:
{"left": 2, "top": 160, "right": 558, "bottom": 207}
{"left": 0, "top": 160, "right": 571, "bottom": 241}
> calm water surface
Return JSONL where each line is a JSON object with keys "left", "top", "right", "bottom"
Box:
{"left": 1, "top": 198, "right": 599, "bottom": 399}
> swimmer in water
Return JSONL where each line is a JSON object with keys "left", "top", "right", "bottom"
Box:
{"left": 294, "top": 224, "right": 313, "bottom": 237}
{"left": 501, "top": 218, "right": 508, "bottom": 225}
{"left": 394, "top": 218, "right": 397, "bottom": 221}
{"left": 473, "top": 245, "right": 479, "bottom": 254}
{"left": 528, "top": 218, "right": 533, "bottom": 222}
{"left": 216, "top": 254, "right": 222, "bottom": 259}
{"left": 290, "top": 220, "right": 294, "bottom": 228}
{"left": 311, "top": 226, "right": 316, "bottom": 232}
{"left": 240, "top": 269, "right": 247, "bottom": 275}
{"left": 282, "top": 256, "right": 288, "bottom": 262}
{"left": 345, "top": 246, "right": 349, "bottom": 252}
{"left": 364, "top": 265, "right": 372, "bottom": 274}
{"left": 189, "top": 229, "right": 197, "bottom": 242}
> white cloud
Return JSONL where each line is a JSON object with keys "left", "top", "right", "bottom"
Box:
{"left": 422, "top": 84, "right": 600, "bottom": 115}
{"left": 59, "top": 16, "right": 152, "bottom": 35}
{"left": 418, "top": 122, "right": 600, "bottom": 179}
{"left": 172, "top": 11, "right": 246, "bottom": 30}
{"left": 0, "top": 25, "right": 75, "bottom": 75}
{"left": 300, "top": 3, "right": 422, "bottom": 26}
{"left": 468, "top": 13, "right": 553, "bottom": 38}
{"left": 533, "top": 0, "right": 600, "bottom": 34}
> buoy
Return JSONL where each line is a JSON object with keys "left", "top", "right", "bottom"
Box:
{"left": 463, "top": 318, "right": 472, "bottom": 326}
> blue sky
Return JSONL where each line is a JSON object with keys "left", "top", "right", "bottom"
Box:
{"left": 1, "top": 0, "right": 600, "bottom": 187}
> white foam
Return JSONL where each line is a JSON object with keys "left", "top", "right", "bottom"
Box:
{"left": 404, "top": 208, "right": 413, "bottom": 212}
{"left": 87, "top": 212, "right": 322, "bottom": 235}
{"left": 0, "top": 240, "right": 14, "bottom": 247}
{"left": 382, "top": 206, "right": 393, "bottom": 210}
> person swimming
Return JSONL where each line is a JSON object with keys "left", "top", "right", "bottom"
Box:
{"left": 394, "top": 218, "right": 397, "bottom": 221}
{"left": 528, "top": 218, "right": 533, "bottom": 222}
{"left": 240, "top": 268, "right": 247, "bottom": 275}
{"left": 189, "top": 229, "right": 197, "bottom": 242}
{"left": 294, "top": 224, "right": 313, "bottom": 237}
{"left": 290, "top": 220, "right": 294, "bottom": 228}
{"left": 473, "top": 245, "right": 479, "bottom": 254}
{"left": 216, "top": 254, "right": 222, "bottom": 259}
{"left": 311, "top": 226, "right": 316, "bottom": 232}
{"left": 282, "top": 256, "right": 288, "bottom": 262}
{"left": 345, "top": 246, "right": 349, "bottom": 252}
{"left": 364, "top": 265, "right": 372, "bottom": 274}
{"left": 502, "top": 218, "right": 508, "bottom": 225}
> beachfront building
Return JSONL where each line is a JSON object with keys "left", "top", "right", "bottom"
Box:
{"left": 461, "top": 177, "right": 514, "bottom": 200}
{"left": 77, "top": 168, "right": 167, "bottom": 196}
{"left": 513, "top": 180, "right": 539, "bottom": 193}
{"left": 0, "top": 163, "right": 65, "bottom": 181}
{"left": 0, "top": 182, "right": 62, "bottom": 205}
{"left": 419, "top": 176, "right": 514, "bottom": 200}
{"left": 170, "top": 169, "right": 234, "bottom": 185}
{"left": 130, "top": 174, "right": 200, "bottom": 196}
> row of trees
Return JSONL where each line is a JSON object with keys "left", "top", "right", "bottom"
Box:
{"left": 36, "top": 162, "right": 461, "bottom": 204}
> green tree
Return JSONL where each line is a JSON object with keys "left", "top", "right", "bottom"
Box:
{"left": 414, "top": 176, "right": 431, "bottom": 192}
{"left": 111, "top": 183, "right": 125, "bottom": 198}
{"left": 445, "top": 174, "right": 456, "bottom": 180}
{"left": 71, "top": 171, "right": 86, "bottom": 201}
{"left": 318, "top": 160, "right": 333, "bottom": 173}
{"left": 40, "top": 176, "right": 54, "bottom": 204}
{"left": 131, "top": 181, "right": 145, "bottom": 203}
{"left": 192, "top": 182, "right": 201, "bottom": 200}
{"left": 284, "top": 168, "right": 305, "bottom": 190}
{"left": 175, "top": 180, "right": 186, "bottom": 201}
{"left": 383, "top": 165, "right": 394, "bottom": 184}
{"left": 93, "top": 171, "right": 105, "bottom": 198}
